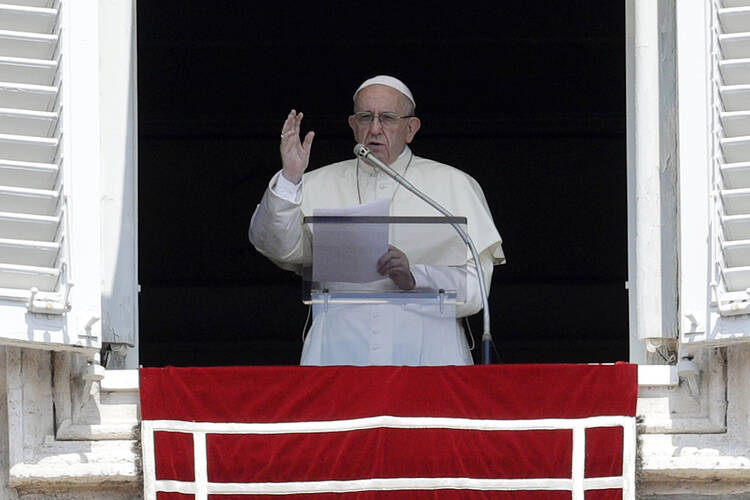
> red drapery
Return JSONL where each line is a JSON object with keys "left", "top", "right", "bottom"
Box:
{"left": 140, "top": 364, "right": 637, "bottom": 500}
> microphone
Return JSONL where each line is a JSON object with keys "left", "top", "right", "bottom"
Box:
{"left": 353, "top": 143, "right": 495, "bottom": 364}
{"left": 353, "top": 143, "right": 370, "bottom": 161}
{"left": 353, "top": 144, "right": 404, "bottom": 183}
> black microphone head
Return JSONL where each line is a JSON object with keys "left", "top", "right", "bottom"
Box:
{"left": 353, "top": 143, "right": 370, "bottom": 158}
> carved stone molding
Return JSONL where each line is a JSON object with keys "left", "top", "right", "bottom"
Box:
{"left": 3, "top": 347, "right": 140, "bottom": 494}
{"left": 638, "top": 347, "right": 727, "bottom": 434}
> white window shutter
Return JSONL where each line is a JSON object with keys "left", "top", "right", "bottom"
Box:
{"left": 674, "top": 0, "right": 750, "bottom": 347}
{"left": 0, "top": 1, "right": 65, "bottom": 304}
{"left": 715, "top": 3, "right": 750, "bottom": 316}
{"left": 0, "top": 0, "right": 103, "bottom": 353}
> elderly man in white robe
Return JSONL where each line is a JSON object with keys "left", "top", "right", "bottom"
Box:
{"left": 249, "top": 75, "right": 504, "bottom": 366}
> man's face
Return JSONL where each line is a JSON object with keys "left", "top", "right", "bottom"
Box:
{"left": 348, "top": 85, "right": 421, "bottom": 165}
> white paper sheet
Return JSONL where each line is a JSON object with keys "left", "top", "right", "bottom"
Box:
{"left": 312, "top": 199, "right": 389, "bottom": 283}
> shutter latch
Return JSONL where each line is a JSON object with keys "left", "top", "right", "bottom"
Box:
{"left": 26, "top": 283, "right": 72, "bottom": 315}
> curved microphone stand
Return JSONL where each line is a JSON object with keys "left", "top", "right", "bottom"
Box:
{"left": 353, "top": 144, "right": 494, "bottom": 364}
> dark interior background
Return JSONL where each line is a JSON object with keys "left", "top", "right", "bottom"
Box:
{"left": 137, "top": 2, "right": 627, "bottom": 366}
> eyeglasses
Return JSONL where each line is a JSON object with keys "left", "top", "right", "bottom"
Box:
{"left": 350, "top": 111, "right": 414, "bottom": 128}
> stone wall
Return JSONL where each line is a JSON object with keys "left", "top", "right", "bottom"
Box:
{"left": 0, "top": 347, "right": 140, "bottom": 499}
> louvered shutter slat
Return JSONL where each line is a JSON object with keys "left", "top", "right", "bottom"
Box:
{"left": 0, "top": 211, "right": 58, "bottom": 240}
{"left": 0, "top": 108, "right": 57, "bottom": 136}
{"left": 723, "top": 214, "right": 750, "bottom": 240}
{"left": 0, "top": 186, "right": 58, "bottom": 215}
{"left": 724, "top": 0, "right": 750, "bottom": 9}
{"left": 723, "top": 238, "right": 750, "bottom": 265}
{"left": 720, "top": 58, "right": 750, "bottom": 85}
{"left": 0, "top": 237, "right": 57, "bottom": 266}
{"left": 720, "top": 137, "right": 750, "bottom": 161}
{"left": 721, "top": 188, "right": 750, "bottom": 215}
{"left": 0, "top": 56, "right": 57, "bottom": 85}
{"left": 718, "top": 112, "right": 750, "bottom": 136}
{"left": 5, "top": 1, "right": 53, "bottom": 8}
{"left": 0, "top": 134, "right": 57, "bottom": 162}
{"left": 0, "top": 0, "right": 61, "bottom": 296}
{"left": 721, "top": 162, "right": 750, "bottom": 186}
{"left": 0, "top": 262, "right": 58, "bottom": 290}
{"left": 0, "top": 4, "right": 57, "bottom": 34}
{"left": 719, "top": 85, "right": 750, "bottom": 110}
{"left": 722, "top": 266, "right": 750, "bottom": 291}
{"left": 0, "top": 82, "right": 56, "bottom": 111}
{"left": 0, "top": 30, "right": 56, "bottom": 59}
{"left": 720, "top": 33, "right": 750, "bottom": 58}
{"left": 0, "top": 159, "right": 57, "bottom": 188}
{"left": 719, "top": 7, "right": 750, "bottom": 33}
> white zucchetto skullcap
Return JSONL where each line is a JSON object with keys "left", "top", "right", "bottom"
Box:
{"left": 353, "top": 75, "right": 415, "bottom": 109}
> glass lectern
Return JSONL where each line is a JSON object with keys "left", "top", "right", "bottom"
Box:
{"left": 301, "top": 216, "right": 469, "bottom": 364}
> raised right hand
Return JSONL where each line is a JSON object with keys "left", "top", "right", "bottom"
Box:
{"left": 279, "top": 109, "right": 315, "bottom": 184}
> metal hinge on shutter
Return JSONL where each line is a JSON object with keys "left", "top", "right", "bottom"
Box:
{"left": 0, "top": 0, "right": 66, "bottom": 314}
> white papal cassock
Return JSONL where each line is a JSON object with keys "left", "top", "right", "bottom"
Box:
{"left": 249, "top": 146, "right": 504, "bottom": 366}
